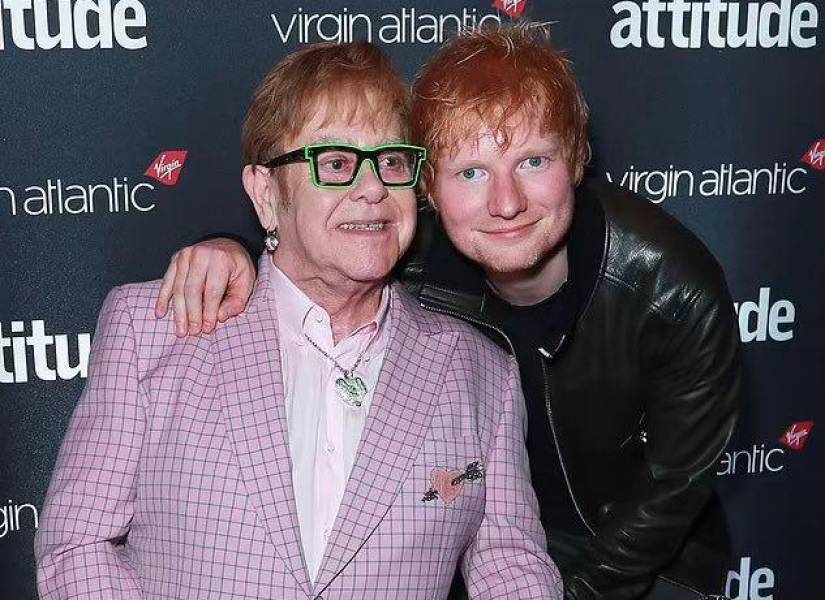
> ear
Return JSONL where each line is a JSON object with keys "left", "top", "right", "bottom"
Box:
{"left": 242, "top": 165, "right": 279, "bottom": 231}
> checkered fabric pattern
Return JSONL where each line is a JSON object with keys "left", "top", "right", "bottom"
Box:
{"left": 35, "top": 255, "right": 562, "bottom": 599}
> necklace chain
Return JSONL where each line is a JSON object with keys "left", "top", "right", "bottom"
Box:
{"left": 303, "top": 332, "right": 368, "bottom": 378}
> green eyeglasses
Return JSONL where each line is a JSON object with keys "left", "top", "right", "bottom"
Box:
{"left": 262, "top": 143, "right": 427, "bottom": 189}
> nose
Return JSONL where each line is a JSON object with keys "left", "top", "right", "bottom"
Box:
{"left": 488, "top": 172, "right": 527, "bottom": 219}
{"left": 350, "top": 159, "right": 389, "bottom": 204}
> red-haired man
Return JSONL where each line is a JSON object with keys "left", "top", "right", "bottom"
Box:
{"left": 156, "top": 27, "right": 741, "bottom": 600}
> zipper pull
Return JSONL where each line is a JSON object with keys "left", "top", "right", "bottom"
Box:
{"left": 537, "top": 333, "right": 567, "bottom": 362}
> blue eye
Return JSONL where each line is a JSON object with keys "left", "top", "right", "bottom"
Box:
{"left": 460, "top": 168, "right": 485, "bottom": 181}
{"left": 521, "top": 157, "right": 548, "bottom": 169}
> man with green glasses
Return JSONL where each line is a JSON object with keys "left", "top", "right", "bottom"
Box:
{"left": 36, "top": 41, "right": 561, "bottom": 599}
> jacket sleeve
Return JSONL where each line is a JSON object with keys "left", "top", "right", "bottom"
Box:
{"left": 462, "top": 357, "right": 564, "bottom": 600}
{"left": 565, "top": 282, "right": 742, "bottom": 600}
{"left": 35, "top": 287, "right": 145, "bottom": 599}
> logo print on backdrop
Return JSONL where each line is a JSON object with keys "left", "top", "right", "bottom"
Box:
{"left": 801, "top": 139, "right": 825, "bottom": 171}
{"left": 779, "top": 421, "right": 813, "bottom": 451}
{"left": 1, "top": 150, "right": 190, "bottom": 217}
{"left": 0, "top": 0, "right": 148, "bottom": 51}
{"left": 733, "top": 287, "right": 795, "bottom": 344}
{"left": 610, "top": 0, "right": 819, "bottom": 49}
{"left": 717, "top": 420, "right": 813, "bottom": 476}
{"left": 725, "top": 557, "right": 775, "bottom": 600}
{"left": 270, "top": 8, "right": 502, "bottom": 45}
{"left": 0, "top": 501, "right": 39, "bottom": 538}
{"left": 492, "top": 0, "right": 528, "bottom": 18}
{"left": 0, "top": 321, "right": 90, "bottom": 384}
{"left": 604, "top": 160, "right": 808, "bottom": 203}
{"left": 145, "top": 151, "right": 188, "bottom": 186}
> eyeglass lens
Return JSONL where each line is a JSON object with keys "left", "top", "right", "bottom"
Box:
{"left": 315, "top": 149, "right": 417, "bottom": 185}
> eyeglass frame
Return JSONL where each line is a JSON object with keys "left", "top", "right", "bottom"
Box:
{"left": 261, "top": 143, "right": 428, "bottom": 190}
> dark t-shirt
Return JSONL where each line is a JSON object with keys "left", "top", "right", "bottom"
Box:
{"left": 482, "top": 280, "right": 589, "bottom": 538}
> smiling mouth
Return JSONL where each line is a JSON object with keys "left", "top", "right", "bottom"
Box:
{"left": 481, "top": 221, "right": 538, "bottom": 236}
{"left": 337, "top": 221, "right": 389, "bottom": 232}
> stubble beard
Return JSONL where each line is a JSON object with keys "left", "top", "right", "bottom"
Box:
{"left": 470, "top": 221, "right": 556, "bottom": 275}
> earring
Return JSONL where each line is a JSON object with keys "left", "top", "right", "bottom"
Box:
{"left": 264, "top": 228, "right": 279, "bottom": 253}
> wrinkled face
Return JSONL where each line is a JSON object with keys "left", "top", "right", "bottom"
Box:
{"left": 254, "top": 108, "right": 417, "bottom": 289}
{"left": 431, "top": 121, "right": 575, "bottom": 275}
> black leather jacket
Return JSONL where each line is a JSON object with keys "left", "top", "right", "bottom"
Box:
{"left": 401, "top": 178, "right": 742, "bottom": 599}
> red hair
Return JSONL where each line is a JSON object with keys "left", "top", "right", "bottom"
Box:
{"left": 411, "top": 25, "right": 590, "bottom": 188}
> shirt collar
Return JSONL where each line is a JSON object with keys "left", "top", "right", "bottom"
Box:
{"left": 270, "top": 264, "right": 391, "bottom": 347}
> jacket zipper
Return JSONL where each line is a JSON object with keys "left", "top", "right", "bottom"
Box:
{"left": 538, "top": 352, "right": 595, "bottom": 536}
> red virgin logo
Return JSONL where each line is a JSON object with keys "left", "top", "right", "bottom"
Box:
{"left": 145, "top": 151, "right": 188, "bottom": 186}
{"left": 492, "top": 0, "right": 528, "bottom": 18}
{"left": 801, "top": 140, "right": 825, "bottom": 171}
{"left": 779, "top": 421, "right": 813, "bottom": 451}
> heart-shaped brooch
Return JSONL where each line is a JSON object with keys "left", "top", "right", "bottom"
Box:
{"left": 422, "top": 461, "right": 484, "bottom": 504}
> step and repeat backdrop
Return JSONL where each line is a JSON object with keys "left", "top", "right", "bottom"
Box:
{"left": 1, "top": 1, "right": 823, "bottom": 598}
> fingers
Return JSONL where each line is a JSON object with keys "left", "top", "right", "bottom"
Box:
{"left": 155, "top": 252, "right": 179, "bottom": 318}
{"left": 184, "top": 246, "right": 219, "bottom": 336}
{"left": 158, "top": 238, "right": 252, "bottom": 336}
{"left": 201, "top": 264, "right": 229, "bottom": 334}
{"left": 217, "top": 253, "right": 256, "bottom": 322}
{"left": 217, "top": 292, "right": 247, "bottom": 323}
{"left": 171, "top": 248, "right": 192, "bottom": 337}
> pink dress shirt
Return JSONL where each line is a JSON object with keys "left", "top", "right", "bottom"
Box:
{"left": 270, "top": 265, "right": 391, "bottom": 581}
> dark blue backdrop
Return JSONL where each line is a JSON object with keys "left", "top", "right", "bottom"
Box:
{"left": 1, "top": 1, "right": 823, "bottom": 598}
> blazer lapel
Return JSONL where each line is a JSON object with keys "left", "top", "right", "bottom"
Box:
{"left": 214, "top": 257, "right": 311, "bottom": 595}
{"left": 313, "top": 286, "right": 456, "bottom": 592}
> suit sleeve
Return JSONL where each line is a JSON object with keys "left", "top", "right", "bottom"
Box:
{"left": 35, "top": 287, "right": 145, "bottom": 599}
{"left": 565, "top": 284, "right": 742, "bottom": 600}
{"left": 462, "top": 357, "right": 564, "bottom": 600}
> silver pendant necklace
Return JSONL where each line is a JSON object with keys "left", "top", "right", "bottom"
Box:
{"left": 303, "top": 333, "right": 370, "bottom": 408}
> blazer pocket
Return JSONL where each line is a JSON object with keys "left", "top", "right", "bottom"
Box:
{"left": 414, "top": 437, "right": 486, "bottom": 509}
{"left": 404, "top": 438, "right": 487, "bottom": 572}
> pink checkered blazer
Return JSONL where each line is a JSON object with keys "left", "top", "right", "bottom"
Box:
{"left": 36, "top": 256, "right": 562, "bottom": 599}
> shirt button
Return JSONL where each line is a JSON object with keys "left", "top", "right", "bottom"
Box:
{"left": 323, "top": 529, "right": 331, "bottom": 540}
{"left": 325, "top": 442, "right": 335, "bottom": 453}
{"left": 364, "top": 354, "right": 370, "bottom": 362}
